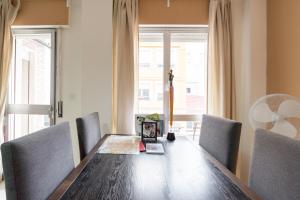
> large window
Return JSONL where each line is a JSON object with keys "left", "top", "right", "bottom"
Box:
{"left": 6, "top": 29, "right": 56, "bottom": 141}
{"left": 136, "top": 27, "right": 208, "bottom": 136}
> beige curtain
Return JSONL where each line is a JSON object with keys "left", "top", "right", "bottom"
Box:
{"left": 207, "top": 0, "right": 235, "bottom": 119}
{"left": 112, "top": 0, "right": 138, "bottom": 134}
{"left": 0, "top": 0, "right": 20, "bottom": 142}
{"left": 0, "top": 0, "right": 20, "bottom": 178}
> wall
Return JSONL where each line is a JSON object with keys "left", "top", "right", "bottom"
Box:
{"left": 14, "top": 0, "right": 69, "bottom": 26}
{"left": 58, "top": 0, "right": 112, "bottom": 164}
{"left": 57, "top": 0, "right": 82, "bottom": 164}
{"left": 267, "top": 0, "right": 300, "bottom": 97}
{"left": 81, "top": 0, "right": 112, "bottom": 136}
{"left": 232, "top": 0, "right": 267, "bottom": 182}
{"left": 139, "top": 0, "right": 209, "bottom": 24}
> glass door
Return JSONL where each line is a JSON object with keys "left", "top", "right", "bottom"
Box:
{"left": 5, "top": 29, "right": 56, "bottom": 141}
{"left": 170, "top": 31, "right": 208, "bottom": 137}
{"left": 137, "top": 27, "right": 208, "bottom": 137}
{"left": 137, "top": 32, "right": 164, "bottom": 114}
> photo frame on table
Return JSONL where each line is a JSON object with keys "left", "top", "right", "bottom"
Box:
{"left": 135, "top": 115, "right": 164, "bottom": 137}
{"left": 156, "top": 120, "right": 164, "bottom": 137}
{"left": 141, "top": 122, "right": 157, "bottom": 142}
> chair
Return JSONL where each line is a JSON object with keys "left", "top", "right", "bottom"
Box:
{"left": 199, "top": 114, "right": 242, "bottom": 173}
{"left": 1, "top": 122, "right": 74, "bottom": 200}
{"left": 76, "top": 112, "right": 101, "bottom": 160}
{"left": 249, "top": 129, "right": 300, "bottom": 200}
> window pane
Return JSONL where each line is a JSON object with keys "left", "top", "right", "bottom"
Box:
{"left": 6, "top": 31, "right": 54, "bottom": 141}
{"left": 172, "top": 121, "right": 201, "bottom": 142}
{"left": 137, "top": 33, "right": 164, "bottom": 114}
{"left": 8, "top": 114, "right": 50, "bottom": 140}
{"left": 172, "top": 121, "right": 201, "bottom": 134}
{"left": 9, "top": 34, "right": 51, "bottom": 105}
{"left": 8, "top": 114, "right": 28, "bottom": 140}
{"left": 29, "top": 115, "right": 50, "bottom": 133}
{"left": 171, "top": 32, "right": 208, "bottom": 115}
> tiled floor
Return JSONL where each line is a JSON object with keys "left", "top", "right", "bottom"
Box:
{"left": 0, "top": 181, "right": 5, "bottom": 200}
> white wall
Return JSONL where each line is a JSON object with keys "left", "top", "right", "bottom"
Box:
{"left": 232, "top": 0, "right": 267, "bottom": 182}
{"left": 81, "top": 0, "right": 113, "bottom": 135}
{"left": 58, "top": 0, "right": 112, "bottom": 164}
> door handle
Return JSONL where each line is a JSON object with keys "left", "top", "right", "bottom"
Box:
{"left": 57, "top": 101, "right": 63, "bottom": 118}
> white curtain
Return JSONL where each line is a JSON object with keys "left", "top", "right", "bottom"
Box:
{"left": 0, "top": 0, "right": 20, "bottom": 178}
{"left": 207, "top": 0, "right": 235, "bottom": 119}
{"left": 112, "top": 0, "right": 138, "bottom": 134}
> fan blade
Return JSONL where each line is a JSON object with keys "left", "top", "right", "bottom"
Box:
{"left": 277, "top": 99, "right": 300, "bottom": 118}
{"left": 271, "top": 120, "right": 297, "bottom": 138}
{"left": 252, "top": 102, "right": 274, "bottom": 123}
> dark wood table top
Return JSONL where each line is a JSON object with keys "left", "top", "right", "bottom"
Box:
{"left": 48, "top": 135, "right": 261, "bottom": 200}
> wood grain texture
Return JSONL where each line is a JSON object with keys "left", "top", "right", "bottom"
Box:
{"left": 49, "top": 135, "right": 261, "bottom": 200}
{"left": 48, "top": 135, "right": 109, "bottom": 200}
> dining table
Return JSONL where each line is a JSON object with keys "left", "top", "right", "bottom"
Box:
{"left": 48, "top": 134, "right": 261, "bottom": 200}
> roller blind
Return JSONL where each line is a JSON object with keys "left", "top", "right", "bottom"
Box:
{"left": 139, "top": 0, "right": 209, "bottom": 25}
{"left": 13, "top": 0, "right": 69, "bottom": 26}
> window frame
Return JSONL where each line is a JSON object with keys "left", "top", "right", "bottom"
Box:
{"left": 5, "top": 28, "right": 57, "bottom": 140}
{"left": 137, "top": 26, "right": 208, "bottom": 132}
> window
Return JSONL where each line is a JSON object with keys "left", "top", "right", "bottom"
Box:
{"left": 138, "top": 89, "right": 150, "bottom": 100}
{"left": 6, "top": 29, "right": 56, "bottom": 140}
{"left": 138, "top": 81, "right": 150, "bottom": 100}
{"left": 139, "top": 48, "right": 151, "bottom": 68}
{"left": 186, "top": 88, "right": 191, "bottom": 94}
{"left": 156, "top": 47, "right": 163, "bottom": 68}
{"left": 155, "top": 82, "right": 163, "bottom": 100}
{"left": 136, "top": 27, "right": 208, "bottom": 136}
{"left": 171, "top": 49, "right": 177, "bottom": 69}
{"left": 137, "top": 33, "right": 164, "bottom": 114}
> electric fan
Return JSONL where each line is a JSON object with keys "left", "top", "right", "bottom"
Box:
{"left": 249, "top": 94, "right": 300, "bottom": 139}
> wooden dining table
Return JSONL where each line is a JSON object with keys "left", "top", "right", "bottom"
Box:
{"left": 48, "top": 135, "right": 261, "bottom": 200}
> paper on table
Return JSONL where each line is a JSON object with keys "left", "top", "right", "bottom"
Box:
{"left": 146, "top": 143, "right": 164, "bottom": 154}
{"left": 98, "top": 135, "right": 140, "bottom": 154}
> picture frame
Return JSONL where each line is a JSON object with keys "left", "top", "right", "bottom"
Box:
{"left": 141, "top": 122, "right": 157, "bottom": 142}
{"left": 135, "top": 115, "right": 164, "bottom": 137}
{"left": 155, "top": 120, "right": 164, "bottom": 137}
{"left": 135, "top": 115, "right": 146, "bottom": 136}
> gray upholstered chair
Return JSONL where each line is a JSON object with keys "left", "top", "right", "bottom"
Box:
{"left": 1, "top": 122, "right": 74, "bottom": 200}
{"left": 249, "top": 129, "right": 300, "bottom": 200}
{"left": 199, "top": 114, "right": 242, "bottom": 173}
{"left": 76, "top": 112, "right": 101, "bottom": 160}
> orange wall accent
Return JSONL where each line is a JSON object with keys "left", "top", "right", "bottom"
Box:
{"left": 267, "top": 0, "right": 300, "bottom": 97}
{"left": 139, "top": 0, "right": 209, "bottom": 25}
{"left": 14, "top": 0, "right": 69, "bottom": 26}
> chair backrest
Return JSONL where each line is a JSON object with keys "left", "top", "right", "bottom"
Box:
{"left": 76, "top": 112, "right": 101, "bottom": 160}
{"left": 199, "top": 114, "right": 242, "bottom": 172}
{"left": 249, "top": 129, "right": 300, "bottom": 200}
{"left": 1, "top": 122, "right": 74, "bottom": 200}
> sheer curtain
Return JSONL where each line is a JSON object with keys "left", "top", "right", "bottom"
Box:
{"left": 207, "top": 0, "right": 236, "bottom": 119}
{"left": 112, "top": 0, "right": 138, "bottom": 134}
{"left": 0, "top": 0, "right": 20, "bottom": 177}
